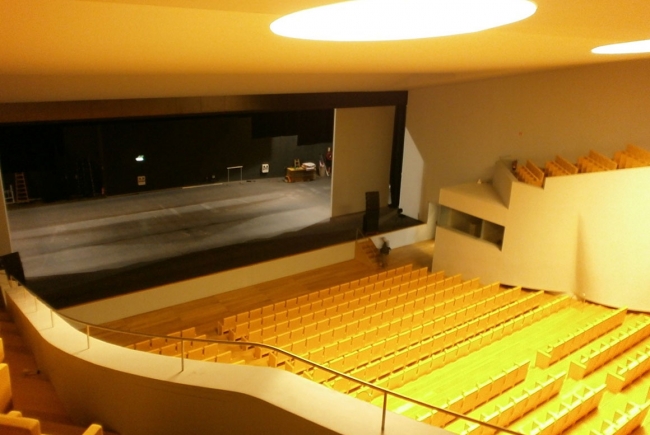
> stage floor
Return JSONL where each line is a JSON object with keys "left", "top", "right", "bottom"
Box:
{"left": 8, "top": 176, "right": 422, "bottom": 308}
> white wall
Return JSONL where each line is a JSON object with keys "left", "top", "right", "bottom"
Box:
{"left": 331, "top": 106, "right": 395, "bottom": 217}
{"left": 368, "top": 224, "right": 432, "bottom": 253}
{"left": 0, "top": 170, "right": 12, "bottom": 255}
{"left": 434, "top": 162, "right": 650, "bottom": 311}
{"left": 406, "top": 58, "right": 650, "bottom": 226}
{"left": 570, "top": 168, "right": 650, "bottom": 309}
{"left": 399, "top": 129, "right": 425, "bottom": 220}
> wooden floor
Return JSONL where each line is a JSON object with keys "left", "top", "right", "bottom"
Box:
{"left": 98, "top": 239, "right": 435, "bottom": 345}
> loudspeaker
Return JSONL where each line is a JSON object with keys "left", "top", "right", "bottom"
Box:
{"left": 363, "top": 191, "right": 380, "bottom": 234}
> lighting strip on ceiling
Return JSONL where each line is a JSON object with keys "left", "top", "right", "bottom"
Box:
{"left": 592, "top": 39, "right": 650, "bottom": 55}
{"left": 270, "top": 0, "right": 538, "bottom": 42}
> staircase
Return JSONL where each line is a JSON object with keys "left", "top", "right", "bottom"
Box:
{"left": 355, "top": 238, "right": 382, "bottom": 268}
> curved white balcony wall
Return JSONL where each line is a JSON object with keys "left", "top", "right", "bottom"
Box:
{"left": 5, "top": 286, "right": 449, "bottom": 435}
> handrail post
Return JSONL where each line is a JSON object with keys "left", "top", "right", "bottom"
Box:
{"left": 180, "top": 339, "right": 185, "bottom": 372}
{"left": 50, "top": 310, "right": 54, "bottom": 328}
{"left": 86, "top": 325, "right": 90, "bottom": 349}
{"left": 381, "top": 390, "right": 388, "bottom": 432}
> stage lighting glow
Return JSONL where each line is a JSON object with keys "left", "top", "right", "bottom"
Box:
{"left": 592, "top": 39, "right": 650, "bottom": 55}
{"left": 270, "top": 0, "right": 537, "bottom": 42}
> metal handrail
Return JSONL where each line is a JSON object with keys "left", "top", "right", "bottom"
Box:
{"left": 6, "top": 278, "right": 523, "bottom": 435}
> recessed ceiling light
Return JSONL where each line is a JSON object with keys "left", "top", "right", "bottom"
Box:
{"left": 270, "top": 0, "right": 537, "bottom": 42}
{"left": 592, "top": 39, "right": 650, "bottom": 55}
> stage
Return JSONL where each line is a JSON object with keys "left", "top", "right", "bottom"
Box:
{"left": 8, "top": 176, "right": 422, "bottom": 308}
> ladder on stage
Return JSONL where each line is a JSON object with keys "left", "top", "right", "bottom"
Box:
{"left": 14, "top": 172, "right": 29, "bottom": 203}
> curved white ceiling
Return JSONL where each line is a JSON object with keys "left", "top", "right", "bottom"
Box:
{"left": 1, "top": 0, "right": 649, "bottom": 102}
{"left": 270, "top": 0, "right": 537, "bottom": 41}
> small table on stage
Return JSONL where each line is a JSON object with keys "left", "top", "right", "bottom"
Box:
{"left": 285, "top": 167, "right": 316, "bottom": 183}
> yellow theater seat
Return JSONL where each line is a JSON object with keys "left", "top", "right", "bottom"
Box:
{"left": 0, "top": 413, "right": 41, "bottom": 435}
{"left": 82, "top": 423, "right": 104, "bottom": 435}
{"left": 0, "top": 363, "right": 12, "bottom": 413}
{"left": 0, "top": 414, "right": 103, "bottom": 435}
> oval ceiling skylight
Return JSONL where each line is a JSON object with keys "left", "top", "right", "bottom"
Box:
{"left": 270, "top": 0, "right": 538, "bottom": 42}
{"left": 592, "top": 39, "right": 650, "bottom": 55}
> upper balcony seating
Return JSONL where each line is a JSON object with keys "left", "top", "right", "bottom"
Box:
{"left": 577, "top": 150, "right": 617, "bottom": 173}
{"left": 613, "top": 144, "right": 650, "bottom": 169}
{"left": 545, "top": 155, "right": 578, "bottom": 177}
{"left": 516, "top": 160, "right": 545, "bottom": 187}
{"left": 517, "top": 145, "right": 650, "bottom": 187}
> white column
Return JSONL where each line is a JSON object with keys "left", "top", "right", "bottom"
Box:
{"left": 0, "top": 169, "right": 13, "bottom": 255}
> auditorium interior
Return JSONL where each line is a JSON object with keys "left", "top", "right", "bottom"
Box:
{"left": 1, "top": 1, "right": 650, "bottom": 434}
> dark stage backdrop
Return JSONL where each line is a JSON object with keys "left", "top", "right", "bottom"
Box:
{"left": 101, "top": 116, "right": 254, "bottom": 194}
{"left": 0, "top": 110, "right": 334, "bottom": 200}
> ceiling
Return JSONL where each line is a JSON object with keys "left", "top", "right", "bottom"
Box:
{"left": 1, "top": 0, "right": 649, "bottom": 103}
